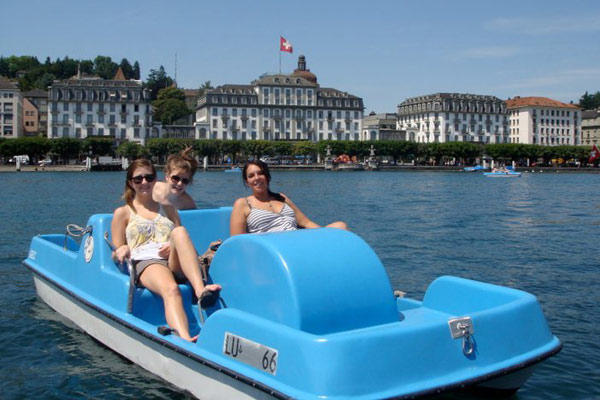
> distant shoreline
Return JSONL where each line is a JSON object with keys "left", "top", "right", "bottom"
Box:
{"left": 2, "top": 164, "right": 599, "bottom": 173}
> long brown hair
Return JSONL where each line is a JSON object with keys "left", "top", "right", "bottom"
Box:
{"left": 242, "top": 160, "right": 284, "bottom": 201}
{"left": 122, "top": 159, "right": 156, "bottom": 211}
{"left": 165, "top": 146, "right": 198, "bottom": 183}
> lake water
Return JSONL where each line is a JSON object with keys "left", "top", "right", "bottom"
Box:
{"left": 1, "top": 170, "right": 598, "bottom": 399}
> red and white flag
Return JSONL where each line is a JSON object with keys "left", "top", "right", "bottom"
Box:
{"left": 590, "top": 144, "right": 600, "bottom": 163}
{"left": 280, "top": 36, "right": 293, "bottom": 53}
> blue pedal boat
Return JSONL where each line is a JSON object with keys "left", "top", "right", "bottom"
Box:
{"left": 23, "top": 208, "right": 561, "bottom": 399}
{"left": 463, "top": 165, "right": 487, "bottom": 172}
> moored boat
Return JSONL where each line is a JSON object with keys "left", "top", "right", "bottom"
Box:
{"left": 483, "top": 170, "right": 522, "bottom": 178}
{"left": 24, "top": 208, "right": 560, "bottom": 399}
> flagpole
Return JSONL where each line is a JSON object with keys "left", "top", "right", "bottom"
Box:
{"left": 278, "top": 37, "right": 281, "bottom": 74}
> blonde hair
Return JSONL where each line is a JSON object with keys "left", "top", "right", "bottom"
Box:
{"left": 165, "top": 146, "right": 198, "bottom": 182}
{"left": 122, "top": 159, "right": 156, "bottom": 211}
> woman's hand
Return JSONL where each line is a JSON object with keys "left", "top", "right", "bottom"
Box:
{"left": 112, "top": 244, "right": 130, "bottom": 264}
{"left": 158, "top": 243, "right": 171, "bottom": 259}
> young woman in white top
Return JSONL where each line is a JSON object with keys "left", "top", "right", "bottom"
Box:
{"left": 111, "top": 159, "right": 220, "bottom": 342}
{"left": 230, "top": 160, "right": 347, "bottom": 236}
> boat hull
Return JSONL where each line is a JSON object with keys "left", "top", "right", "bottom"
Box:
{"left": 31, "top": 270, "right": 281, "bottom": 400}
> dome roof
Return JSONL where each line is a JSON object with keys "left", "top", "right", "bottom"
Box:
{"left": 292, "top": 55, "right": 317, "bottom": 84}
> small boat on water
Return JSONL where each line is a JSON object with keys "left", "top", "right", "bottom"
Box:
{"left": 224, "top": 167, "right": 241, "bottom": 173}
{"left": 484, "top": 169, "right": 522, "bottom": 178}
{"left": 464, "top": 165, "right": 487, "bottom": 172}
{"left": 24, "top": 208, "right": 560, "bottom": 399}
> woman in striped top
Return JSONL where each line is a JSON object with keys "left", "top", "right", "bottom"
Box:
{"left": 230, "top": 161, "right": 347, "bottom": 236}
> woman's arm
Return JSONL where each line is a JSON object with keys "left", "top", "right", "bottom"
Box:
{"left": 178, "top": 192, "right": 197, "bottom": 210}
{"left": 111, "top": 206, "right": 130, "bottom": 262}
{"left": 281, "top": 194, "right": 320, "bottom": 229}
{"left": 230, "top": 197, "right": 249, "bottom": 236}
{"left": 164, "top": 204, "right": 182, "bottom": 227}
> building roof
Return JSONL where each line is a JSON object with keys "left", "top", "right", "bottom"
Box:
{"left": 183, "top": 89, "right": 200, "bottom": 97}
{"left": 506, "top": 96, "right": 579, "bottom": 109}
{"left": 113, "top": 67, "right": 126, "bottom": 81}
{"left": 582, "top": 109, "right": 600, "bottom": 119}
{"left": 319, "top": 87, "right": 360, "bottom": 99}
{"left": 252, "top": 73, "right": 318, "bottom": 88}
{"left": 22, "top": 88, "right": 48, "bottom": 98}
{"left": 0, "top": 76, "right": 19, "bottom": 90}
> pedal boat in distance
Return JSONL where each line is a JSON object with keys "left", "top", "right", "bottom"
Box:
{"left": 463, "top": 165, "right": 488, "bottom": 172}
{"left": 24, "top": 208, "right": 561, "bottom": 399}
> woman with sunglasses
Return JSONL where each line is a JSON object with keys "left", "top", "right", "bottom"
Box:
{"left": 153, "top": 147, "right": 197, "bottom": 210}
{"left": 230, "top": 160, "right": 348, "bottom": 235}
{"left": 111, "top": 159, "right": 221, "bottom": 342}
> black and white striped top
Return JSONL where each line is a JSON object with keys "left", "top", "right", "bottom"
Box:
{"left": 246, "top": 202, "right": 298, "bottom": 233}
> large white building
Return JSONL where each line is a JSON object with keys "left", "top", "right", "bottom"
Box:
{"left": 195, "top": 56, "right": 364, "bottom": 141}
{"left": 48, "top": 69, "right": 153, "bottom": 144}
{"left": 397, "top": 93, "right": 509, "bottom": 144}
{"left": 505, "top": 97, "right": 580, "bottom": 145}
{"left": 0, "top": 76, "right": 23, "bottom": 138}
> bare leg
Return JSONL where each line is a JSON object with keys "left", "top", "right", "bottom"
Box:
{"left": 139, "top": 264, "right": 197, "bottom": 342}
{"left": 169, "top": 226, "right": 221, "bottom": 298}
{"left": 325, "top": 221, "right": 348, "bottom": 230}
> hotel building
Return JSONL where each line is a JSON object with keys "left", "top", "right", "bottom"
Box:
{"left": 0, "top": 76, "right": 23, "bottom": 138}
{"left": 505, "top": 97, "right": 580, "bottom": 145}
{"left": 48, "top": 69, "right": 153, "bottom": 144}
{"left": 397, "top": 93, "right": 508, "bottom": 143}
{"left": 195, "top": 56, "right": 364, "bottom": 141}
{"left": 582, "top": 109, "right": 600, "bottom": 146}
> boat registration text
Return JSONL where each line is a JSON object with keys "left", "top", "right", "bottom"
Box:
{"left": 223, "top": 332, "right": 279, "bottom": 375}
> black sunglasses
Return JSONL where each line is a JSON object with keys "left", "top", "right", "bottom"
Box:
{"left": 130, "top": 174, "right": 156, "bottom": 184}
{"left": 170, "top": 175, "right": 190, "bottom": 185}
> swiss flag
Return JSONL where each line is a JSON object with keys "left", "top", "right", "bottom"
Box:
{"left": 280, "top": 36, "right": 293, "bottom": 53}
{"left": 590, "top": 144, "right": 600, "bottom": 163}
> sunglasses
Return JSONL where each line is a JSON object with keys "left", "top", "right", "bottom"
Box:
{"left": 170, "top": 175, "right": 190, "bottom": 185}
{"left": 130, "top": 174, "right": 156, "bottom": 184}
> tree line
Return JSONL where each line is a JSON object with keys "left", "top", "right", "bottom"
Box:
{"left": 0, "top": 55, "right": 142, "bottom": 92}
{"left": 1, "top": 137, "right": 596, "bottom": 166}
{"left": 579, "top": 91, "right": 600, "bottom": 110}
{"left": 0, "top": 55, "right": 213, "bottom": 125}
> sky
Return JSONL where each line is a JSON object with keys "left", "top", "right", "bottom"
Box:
{"left": 2, "top": 0, "right": 599, "bottom": 112}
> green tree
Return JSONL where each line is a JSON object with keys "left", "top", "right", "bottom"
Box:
{"left": 93, "top": 56, "right": 118, "bottom": 79}
{"left": 198, "top": 81, "right": 213, "bottom": 98}
{"left": 82, "top": 137, "right": 113, "bottom": 157}
{"left": 50, "top": 138, "right": 81, "bottom": 163}
{"left": 152, "top": 87, "right": 191, "bottom": 125}
{"left": 241, "top": 140, "right": 273, "bottom": 160}
{"left": 133, "top": 61, "right": 141, "bottom": 80}
{"left": 195, "top": 139, "right": 221, "bottom": 164}
{"left": 116, "top": 141, "right": 148, "bottom": 160}
{"left": 146, "top": 138, "right": 171, "bottom": 163}
{"left": 579, "top": 91, "right": 600, "bottom": 110}
{"left": 34, "top": 72, "right": 56, "bottom": 89}
{"left": 145, "top": 66, "right": 173, "bottom": 100}
{"left": 292, "top": 141, "right": 318, "bottom": 158}
{"left": 272, "top": 141, "right": 293, "bottom": 157}
{"left": 119, "top": 58, "right": 134, "bottom": 79}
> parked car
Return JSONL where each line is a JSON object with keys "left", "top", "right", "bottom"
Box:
{"left": 38, "top": 159, "right": 53, "bottom": 166}
{"left": 9, "top": 155, "right": 30, "bottom": 164}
